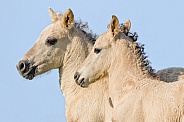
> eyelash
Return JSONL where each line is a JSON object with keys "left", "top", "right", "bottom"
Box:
{"left": 94, "top": 48, "right": 102, "bottom": 54}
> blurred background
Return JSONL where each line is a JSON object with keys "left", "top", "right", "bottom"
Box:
{"left": 0, "top": 0, "right": 184, "bottom": 121}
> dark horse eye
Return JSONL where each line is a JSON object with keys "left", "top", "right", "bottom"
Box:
{"left": 46, "top": 38, "right": 57, "bottom": 46}
{"left": 94, "top": 48, "right": 102, "bottom": 54}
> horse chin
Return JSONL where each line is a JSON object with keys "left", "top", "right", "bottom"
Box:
{"left": 24, "top": 74, "right": 35, "bottom": 80}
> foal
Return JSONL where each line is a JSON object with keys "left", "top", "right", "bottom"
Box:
{"left": 75, "top": 15, "right": 184, "bottom": 121}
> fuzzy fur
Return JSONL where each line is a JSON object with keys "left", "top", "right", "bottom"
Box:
{"left": 76, "top": 16, "right": 184, "bottom": 122}
{"left": 17, "top": 9, "right": 184, "bottom": 121}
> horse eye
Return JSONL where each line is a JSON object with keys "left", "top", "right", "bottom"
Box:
{"left": 94, "top": 48, "right": 102, "bottom": 54}
{"left": 46, "top": 38, "right": 57, "bottom": 46}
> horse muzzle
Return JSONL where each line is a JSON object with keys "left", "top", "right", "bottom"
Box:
{"left": 74, "top": 72, "right": 89, "bottom": 88}
{"left": 16, "top": 60, "right": 37, "bottom": 80}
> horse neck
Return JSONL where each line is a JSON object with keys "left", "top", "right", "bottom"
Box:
{"left": 59, "top": 28, "right": 93, "bottom": 100}
{"left": 109, "top": 39, "right": 155, "bottom": 106}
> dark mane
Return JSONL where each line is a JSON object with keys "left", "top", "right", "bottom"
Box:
{"left": 134, "top": 42, "right": 158, "bottom": 79}
{"left": 117, "top": 27, "right": 158, "bottom": 79}
{"left": 127, "top": 32, "right": 138, "bottom": 42}
{"left": 74, "top": 20, "right": 98, "bottom": 44}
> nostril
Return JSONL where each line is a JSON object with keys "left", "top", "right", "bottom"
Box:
{"left": 74, "top": 72, "right": 80, "bottom": 81}
{"left": 80, "top": 78, "right": 84, "bottom": 82}
{"left": 17, "top": 60, "right": 30, "bottom": 74}
{"left": 19, "top": 62, "right": 25, "bottom": 71}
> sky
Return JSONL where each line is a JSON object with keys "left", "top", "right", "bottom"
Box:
{"left": 0, "top": 0, "right": 184, "bottom": 122}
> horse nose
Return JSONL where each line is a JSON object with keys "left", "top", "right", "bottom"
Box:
{"left": 16, "top": 60, "right": 30, "bottom": 75}
{"left": 74, "top": 72, "right": 80, "bottom": 81}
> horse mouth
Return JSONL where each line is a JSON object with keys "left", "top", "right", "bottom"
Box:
{"left": 22, "top": 66, "right": 37, "bottom": 80}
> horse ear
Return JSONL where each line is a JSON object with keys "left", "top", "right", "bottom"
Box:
{"left": 122, "top": 20, "right": 131, "bottom": 35}
{"left": 48, "top": 7, "right": 58, "bottom": 23}
{"left": 61, "top": 8, "right": 74, "bottom": 29}
{"left": 110, "top": 15, "right": 119, "bottom": 37}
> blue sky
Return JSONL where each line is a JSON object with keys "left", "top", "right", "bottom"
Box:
{"left": 0, "top": 0, "right": 184, "bottom": 122}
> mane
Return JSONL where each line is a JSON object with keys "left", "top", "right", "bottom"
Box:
{"left": 133, "top": 42, "right": 158, "bottom": 79}
{"left": 118, "top": 31, "right": 158, "bottom": 79}
{"left": 55, "top": 12, "right": 98, "bottom": 44}
{"left": 74, "top": 20, "right": 98, "bottom": 44}
{"left": 108, "top": 21, "right": 157, "bottom": 78}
